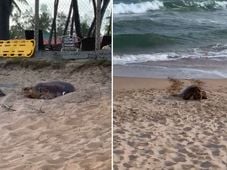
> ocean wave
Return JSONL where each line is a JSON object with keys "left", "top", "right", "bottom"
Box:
{"left": 113, "top": 33, "right": 178, "bottom": 51}
{"left": 165, "top": 0, "right": 227, "bottom": 10}
{"left": 113, "top": 53, "right": 178, "bottom": 65}
{"left": 114, "top": 0, "right": 227, "bottom": 14}
{"left": 215, "top": 1, "right": 227, "bottom": 9}
{"left": 113, "top": 46, "right": 227, "bottom": 65}
{"left": 113, "top": 0, "right": 164, "bottom": 14}
{"left": 113, "top": 28, "right": 227, "bottom": 52}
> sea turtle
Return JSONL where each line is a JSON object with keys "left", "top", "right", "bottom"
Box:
{"left": 23, "top": 81, "right": 75, "bottom": 99}
{"left": 178, "top": 85, "right": 207, "bottom": 100}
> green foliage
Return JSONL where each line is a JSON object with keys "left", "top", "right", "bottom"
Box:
{"left": 56, "top": 12, "right": 67, "bottom": 36}
{"left": 10, "top": 5, "right": 52, "bottom": 38}
{"left": 10, "top": 12, "right": 24, "bottom": 38}
{"left": 39, "top": 11, "right": 52, "bottom": 31}
{"left": 22, "top": 7, "right": 51, "bottom": 31}
{"left": 10, "top": 2, "right": 108, "bottom": 39}
{"left": 81, "top": 21, "right": 90, "bottom": 37}
{"left": 70, "top": 59, "right": 111, "bottom": 73}
{"left": 2, "top": 59, "right": 65, "bottom": 70}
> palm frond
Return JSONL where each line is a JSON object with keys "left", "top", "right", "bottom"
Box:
{"left": 14, "top": 0, "right": 28, "bottom": 5}
{"left": 12, "top": 0, "right": 28, "bottom": 15}
{"left": 12, "top": 1, "right": 22, "bottom": 14}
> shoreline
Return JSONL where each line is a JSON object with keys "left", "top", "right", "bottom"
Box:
{"left": 113, "top": 58, "right": 227, "bottom": 79}
{"left": 113, "top": 65, "right": 227, "bottom": 79}
{"left": 114, "top": 76, "right": 227, "bottom": 91}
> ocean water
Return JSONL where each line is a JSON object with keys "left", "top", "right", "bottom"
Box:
{"left": 113, "top": 0, "right": 227, "bottom": 78}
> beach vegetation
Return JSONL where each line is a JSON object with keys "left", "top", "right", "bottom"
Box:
{"left": 1, "top": 58, "right": 64, "bottom": 70}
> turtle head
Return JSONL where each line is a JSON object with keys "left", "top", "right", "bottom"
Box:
{"left": 22, "top": 87, "right": 41, "bottom": 98}
{"left": 201, "top": 90, "right": 207, "bottom": 99}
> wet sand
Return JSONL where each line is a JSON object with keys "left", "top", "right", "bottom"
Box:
{"left": 114, "top": 76, "right": 227, "bottom": 170}
{"left": 0, "top": 60, "right": 111, "bottom": 170}
{"left": 113, "top": 58, "right": 227, "bottom": 79}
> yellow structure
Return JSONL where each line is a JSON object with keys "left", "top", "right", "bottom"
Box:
{"left": 0, "top": 39, "right": 35, "bottom": 57}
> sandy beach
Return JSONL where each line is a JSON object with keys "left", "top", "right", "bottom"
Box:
{"left": 114, "top": 76, "right": 227, "bottom": 170}
{"left": 0, "top": 60, "right": 111, "bottom": 170}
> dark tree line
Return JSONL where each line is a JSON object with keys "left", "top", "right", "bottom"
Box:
{"left": 0, "top": 0, "right": 28, "bottom": 39}
{"left": 0, "top": 0, "right": 12, "bottom": 40}
{"left": 0, "top": 0, "right": 111, "bottom": 41}
{"left": 61, "top": 0, "right": 110, "bottom": 38}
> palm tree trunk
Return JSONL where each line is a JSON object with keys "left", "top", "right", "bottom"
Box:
{"left": 95, "top": 0, "right": 101, "bottom": 50}
{"left": 64, "top": 1, "right": 73, "bottom": 35}
{"left": 0, "top": 0, "right": 12, "bottom": 40}
{"left": 70, "top": 11, "right": 75, "bottom": 36}
{"left": 92, "top": 0, "right": 96, "bottom": 16}
{"left": 87, "top": 0, "right": 110, "bottom": 37}
{"left": 49, "top": 0, "right": 59, "bottom": 46}
{"left": 87, "top": 0, "right": 96, "bottom": 37}
{"left": 107, "top": 13, "right": 111, "bottom": 35}
{"left": 72, "top": 0, "right": 82, "bottom": 38}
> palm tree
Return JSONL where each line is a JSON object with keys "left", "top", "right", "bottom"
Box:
{"left": 12, "top": 0, "right": 28, "bottom": 14}
{"left": 62, "top": 0, "right": 83, "bottom": 38}
{"left": 87, "top": 0, "right": 110, "bottom": 37}
{"left": 0, "top": 0, "right": 28, "bottom": 40}
{"left": 49, "top": 0, "right": 59, "bottom": 46}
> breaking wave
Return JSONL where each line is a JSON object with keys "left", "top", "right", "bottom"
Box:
{"left": 114, "top": 0, "right": 227, "bottom": 14}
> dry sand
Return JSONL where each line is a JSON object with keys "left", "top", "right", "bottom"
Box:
{"left": 0, "top": 60, "right": 111, "bottom": 170}
{"left": 114, "top": 76, "right": 227, "bottom": 170}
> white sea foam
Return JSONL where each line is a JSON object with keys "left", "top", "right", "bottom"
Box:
{"left": 181, "top": 0, "right": 227, "bottom": 9}
{"left": 113, "top": 47, "right": 227, "bottom": 65}
{"left": 174, "top": 0, "right": 227, "bottom": 9}
{"left": 214, "top": 1, "right": 227, "bottom": 9}
{"left": 113, "top": 53, "right": 178, "bottom": 65}
{"left": 113, "top": 0, "right": 227, "bottom": 15}
{"left": 193, "top": 1, "right": 227, "bottom": 9}
{"left": 113, "top": 0, "right": 164, "bottom": 14}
